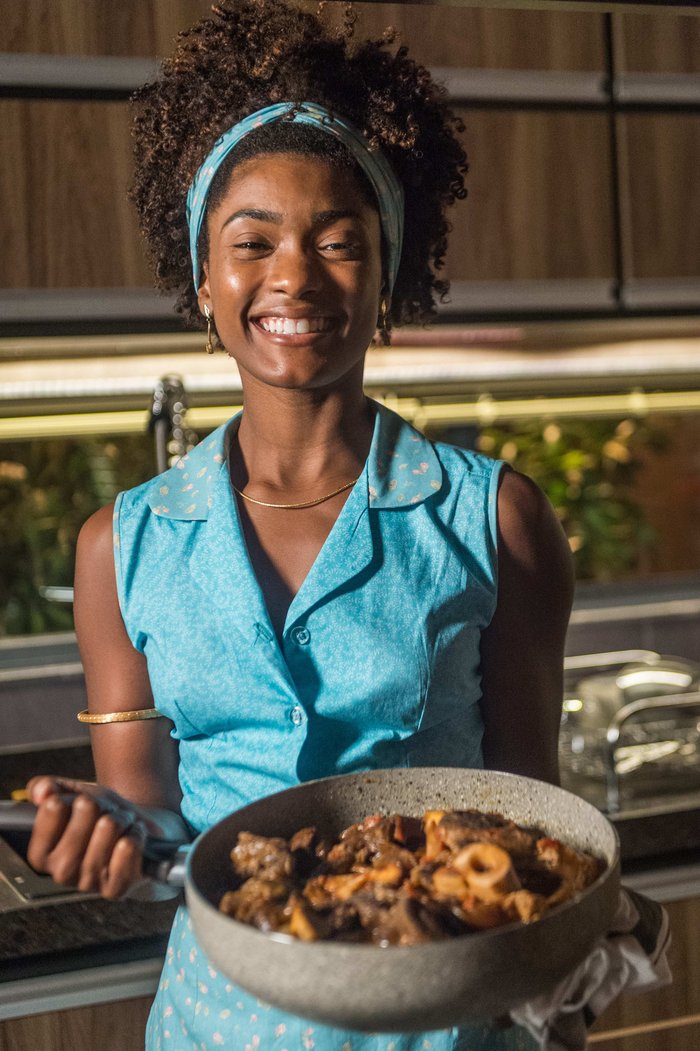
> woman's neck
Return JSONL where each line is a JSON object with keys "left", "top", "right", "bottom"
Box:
{"left": 231, "top": 380, "right": 375, "bottom": 492}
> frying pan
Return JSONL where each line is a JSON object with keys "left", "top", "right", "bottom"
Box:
{"left": 0, "top": 767, "right": 620, "bottom": 1032}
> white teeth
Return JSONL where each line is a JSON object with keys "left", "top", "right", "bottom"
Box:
{"left": 258, "top": 316, "right": 331, "bottom": 334}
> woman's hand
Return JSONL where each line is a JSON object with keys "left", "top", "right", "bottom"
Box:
{"left": 26, "top": 776, "right": 185, "bottom": 899}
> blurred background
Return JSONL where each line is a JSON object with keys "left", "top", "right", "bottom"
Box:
{"left": 0, "top": 4, "right": 699, "bottom": 1048}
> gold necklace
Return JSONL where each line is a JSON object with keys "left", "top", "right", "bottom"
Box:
{"left": 233, "top": 477, "right": 359, "bottom": 510}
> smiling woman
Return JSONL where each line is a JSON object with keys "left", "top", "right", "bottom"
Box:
{"left": 25, "top": 2, "right": 574, "bottom": 1050}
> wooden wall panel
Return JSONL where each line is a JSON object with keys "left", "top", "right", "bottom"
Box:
{"left": 333, "top": 4, "right": 606, "bottom": 71}
{"left": 2, "top": 1, "right": 605, "bottom": 72}
{"left": 614, "top": 13, "right": 700, "bottom": 75}
{"left": 591, "top": 896, "right": 700, "bottom": 1037}
{"left": 0, "top": 100, "right": 151, "bottom": 288}
{"left": 0, "top": 996, "right": 152, "bottom": 1051}
{"left": 0, "top": 0, "right": 211, "bottom": 58}
{"left": 618, "top": 114, "right": 700, "bottom": 280}
{"left": 445, "top": 110, "right": 615, "bottom": 282}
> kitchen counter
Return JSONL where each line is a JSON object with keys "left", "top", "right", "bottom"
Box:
{"left": 0, "top": 873, "right": 179, "bottom": 971}
{"left": 0, "top": 843, "right": 698, "bottom": 1022}
{"left": 0, "top": 738, "right": 180, "bottom": 1023}
{"left": 0, "top": 864, "right": 179, "bottom": 1022}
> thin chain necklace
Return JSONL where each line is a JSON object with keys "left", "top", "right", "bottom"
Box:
{"left": 232, "top": 477, "right": 359, "bottom": 510}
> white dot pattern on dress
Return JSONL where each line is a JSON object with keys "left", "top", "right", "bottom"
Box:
{"left": 145, "top": 907, "right": 538, "bottom": 1051}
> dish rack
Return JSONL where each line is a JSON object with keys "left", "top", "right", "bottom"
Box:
{"left": 560, "top": 650, "right": 700, "bottom": 816}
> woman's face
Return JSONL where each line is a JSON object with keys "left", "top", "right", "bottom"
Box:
{"left": 199, "top": 153, "right": 383, "bottom": 392}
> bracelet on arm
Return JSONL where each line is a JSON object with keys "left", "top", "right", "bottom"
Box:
{"left": 76, "top": 708, "right": 166, "bottom": 724}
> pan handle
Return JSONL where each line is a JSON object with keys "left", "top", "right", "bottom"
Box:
{"left": 0, "top": 800, "right": 38, "bottom": 832}
{"left": 0, "top": 799, "right": 188, "bottom": 888}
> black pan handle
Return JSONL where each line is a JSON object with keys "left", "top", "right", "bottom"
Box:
{"left": 0, "top": 800, "right": 37, "bottom": 832}
{"left": 0, "top": 799, "right": 188, "bottom": 887}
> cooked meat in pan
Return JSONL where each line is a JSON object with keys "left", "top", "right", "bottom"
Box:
{"left": 219, "top": 810, "right": 603, "bottom": 945}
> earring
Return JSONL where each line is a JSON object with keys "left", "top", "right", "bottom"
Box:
{"left": 204, "top": 304, "right": 215, "bottom": 354}
{"left": 378, "top": 297, "right": 391, "bottom": 346}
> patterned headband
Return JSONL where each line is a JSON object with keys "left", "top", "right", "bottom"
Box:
{"left": 186, "top": 101, "right": 405, "bottom": 295}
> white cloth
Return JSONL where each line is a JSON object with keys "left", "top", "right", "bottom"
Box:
{"left": 510, "top": 886, "right": 672, "bottom": 1051}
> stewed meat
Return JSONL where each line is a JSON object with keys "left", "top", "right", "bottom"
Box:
{"left": 218, "top": 810, "right": 603, "bottom": 944}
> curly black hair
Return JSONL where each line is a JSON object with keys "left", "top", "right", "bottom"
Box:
{"left": 130, "top": 0, "right": 467, "bottom": 340}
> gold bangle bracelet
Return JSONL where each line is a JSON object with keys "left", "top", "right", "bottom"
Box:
{"left": 76, "top": 708, "right": 165, "bottom": 724}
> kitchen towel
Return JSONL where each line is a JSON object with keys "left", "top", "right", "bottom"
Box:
{"left": 510, "top": 886, "right": 672, "bottom": 1051}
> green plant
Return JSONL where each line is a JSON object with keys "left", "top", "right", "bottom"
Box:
{"left": 476, "top": 417, "right": 668, "bottom": 581}
{"left": 0, "top": 435, "right": 156, "bottom": 636}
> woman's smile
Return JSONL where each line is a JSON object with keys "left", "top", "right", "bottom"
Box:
{"left": 252, "top": 311, "right": 338, "bottom": 339}
{"left": 198, "top": 153, "right": 383, "bottom": 391}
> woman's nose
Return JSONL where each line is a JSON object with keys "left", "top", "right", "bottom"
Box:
{"left": 268, "top": 243, "right": 322, "bottom": 297}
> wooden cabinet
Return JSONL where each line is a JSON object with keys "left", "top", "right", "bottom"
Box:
{"left": 617, "top": 113, "right": 700, "bottom": 285}
{"left": 0, "top": 0, "right": 211, "bottom": 58}
{"left": 613, "top": 13, "right": 700, "bottom": 76}
{"left": 0, "top": 996, "right": 152, "bottom": 1051}
{"left": 447, "top": 110, "right": 615, "bottom": 284}
{"left": 1, "top": 1, "right": 607, "bottom": 72}
{"left": 1, "top": 2, "right": 698, "bottom": 319}
{"left": 0, "top": 100, "right": 150, "bottom": 289}
{"left": 613, "top": 12, "right": 700, "bottom": 297}
{"left": 590, "top": 895, "right": 700, "bottom": 1048}
{"left": 0, "top": 2, "right": 611, "bottom": 302}
{"left": 339, "top": 4, "right": 606, "bottom": 72}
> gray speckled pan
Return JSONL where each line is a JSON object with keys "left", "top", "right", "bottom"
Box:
{"left": 186, "top": 768, "right": 620, "bottom": 1032}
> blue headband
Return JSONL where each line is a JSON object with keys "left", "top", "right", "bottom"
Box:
{"left": 186, "top": 101, "right": 404, "bottom": 295}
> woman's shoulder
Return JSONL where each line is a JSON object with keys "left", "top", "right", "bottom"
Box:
{"left": 77, "top": 501, "right": 117, "bottom": 561}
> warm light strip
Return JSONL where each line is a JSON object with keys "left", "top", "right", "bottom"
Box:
{"left": 0, "top": 410, "right": 154, "bottom": 440}
{"left": 402, "top": 389, "right": 700, "bottom": 429}
{"left": 4, "top": 389, "right": 700, "bottom": 441}
{"left": 589, "top": 1012, "right": 700, "bottom": 1044}
{"left": 0, "top": 406, "right": 243, "bottom": 440}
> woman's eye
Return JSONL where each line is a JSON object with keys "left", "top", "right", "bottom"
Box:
{"left": 234, "top": 241, "right": 269, "bottom": 250}
{"left": 321, "top": 240, "right": 360, "bottom": 254}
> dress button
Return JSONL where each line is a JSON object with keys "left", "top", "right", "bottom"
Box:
{"left": 290, "top": 706, "right": 304, "bottom": 727}
{"left": 291, "top": 626, "right": 311, "bottom": 646}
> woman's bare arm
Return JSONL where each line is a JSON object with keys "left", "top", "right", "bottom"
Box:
{"left": 479, "top": 468, "right": 574, "bottom": 785}
{"left": 28, "top": 503, "right": 187, "bottom": 897}
{"left": 73, "top": 502, "right": 182, "bottom": 808}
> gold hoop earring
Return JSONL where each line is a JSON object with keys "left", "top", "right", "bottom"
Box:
{"left": 204, "top": 304, "right": 215, "bottom": 354}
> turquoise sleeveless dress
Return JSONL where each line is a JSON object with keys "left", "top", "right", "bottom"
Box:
{"left": 113, "top": 400, "right": 537, "bottom": 1051}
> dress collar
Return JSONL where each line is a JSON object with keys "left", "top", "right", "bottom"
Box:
{"left": 146, "top": 400, "right": 443, "bottom": 520}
